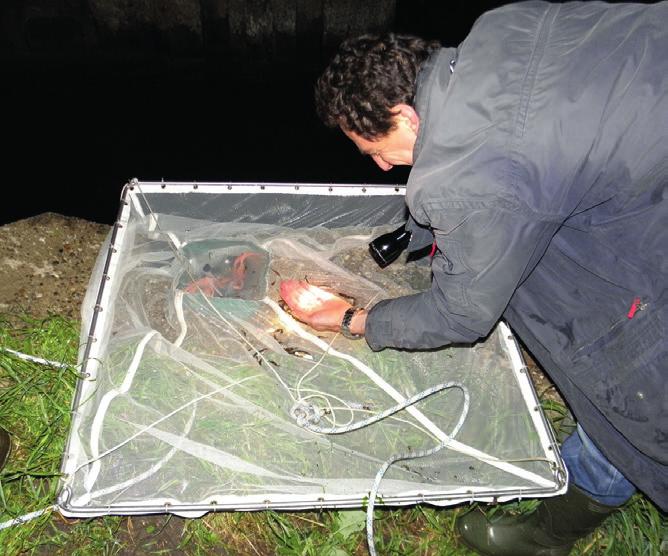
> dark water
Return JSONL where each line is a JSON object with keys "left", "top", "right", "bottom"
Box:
{"left": 2, "top": 59, "right": 409, "bottom": 226}
{"left": 2, "top": 0, "right": 499, "bottom": 226}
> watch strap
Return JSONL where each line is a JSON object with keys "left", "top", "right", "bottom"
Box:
{"left": 340, "top": 307, "right": 362, "bottom": 339}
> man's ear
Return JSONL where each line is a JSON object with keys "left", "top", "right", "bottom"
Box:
{"left": 391, "top": 104, "right": 420, "bottom": 134}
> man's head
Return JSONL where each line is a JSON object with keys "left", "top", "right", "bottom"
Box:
{"left": 315, "top": 33, "right": 440, "bottom": 169}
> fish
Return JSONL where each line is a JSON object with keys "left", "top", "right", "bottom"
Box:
{"left": 284, "top": 347, "right": 315, "bottom": 360}
{"left": 183, "top": 251, "right": 264, "bottom": 297}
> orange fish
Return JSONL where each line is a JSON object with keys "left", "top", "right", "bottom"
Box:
{"left": 184, "top": 251, "right": 264, "bottom": 297}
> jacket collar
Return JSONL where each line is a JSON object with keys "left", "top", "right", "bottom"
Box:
{"left": 412, "top": 47, "right": 457, "bottom": 162}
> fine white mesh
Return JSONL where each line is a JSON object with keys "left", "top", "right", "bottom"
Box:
{"left": 59, "top": 183, "right": 564, "bottom": 515}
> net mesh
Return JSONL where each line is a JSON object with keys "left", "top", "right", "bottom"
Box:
{"left": 60, "top": 185, "right": 562, "bottom": 512}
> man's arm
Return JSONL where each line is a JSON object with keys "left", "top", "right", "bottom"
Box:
{"left": 365, "top": 205, "right": 561, "bottom": 350}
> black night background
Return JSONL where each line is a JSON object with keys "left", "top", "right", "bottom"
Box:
{"left": 0, "top": 0, "right": 653, "bottom": 226}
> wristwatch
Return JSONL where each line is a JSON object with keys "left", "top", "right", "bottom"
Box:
{"left": 340, "top": 307, "right": 363, "bottom": 339}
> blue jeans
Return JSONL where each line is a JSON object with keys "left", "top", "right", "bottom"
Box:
{"left": 561, "top": 424, "right": 636, "bottom": 506}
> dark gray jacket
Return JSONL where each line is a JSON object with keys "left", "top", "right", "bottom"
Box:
{"left": 365, "top": 1, "right": 667, "bottom": 509}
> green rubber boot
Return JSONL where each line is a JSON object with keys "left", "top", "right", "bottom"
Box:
{"left": 456, "top": 485, "right": 620, "bottom": 556}
{"left": 0, "top": 427, "right": 10, "bottom": 471}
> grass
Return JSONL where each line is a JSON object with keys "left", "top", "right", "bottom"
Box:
{"left": 0, "top": 314, "right": 665, "bottom": 555}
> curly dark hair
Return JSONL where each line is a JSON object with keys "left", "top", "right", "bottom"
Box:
{"left": 315, "top": 34, "right": 441, "bottom": 140}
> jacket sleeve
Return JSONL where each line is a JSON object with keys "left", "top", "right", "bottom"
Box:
{"left": 365, "top": 202, "right": 560, "bottom": 350}
{"left": 405, "top": 213, "right": 434, "bottom": 253}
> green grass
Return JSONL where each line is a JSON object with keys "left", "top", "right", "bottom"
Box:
{"left": 0, "top": 314, "right": 665, "bottom": 555}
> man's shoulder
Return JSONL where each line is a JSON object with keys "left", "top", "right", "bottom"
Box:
{"left": 467, "top": 0, "right": 550, "bottom": 38}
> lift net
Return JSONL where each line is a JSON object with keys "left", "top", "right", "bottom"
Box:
{"left": 59, "top": 185, "right": 563, "bottom": 514}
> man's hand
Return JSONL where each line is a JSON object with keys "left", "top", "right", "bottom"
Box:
{"left": 279, "top": 280, "right": 354, "bottom": 333}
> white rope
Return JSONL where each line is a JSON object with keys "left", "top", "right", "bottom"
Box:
{"left": 0, "top": 505, "right": 58, "bottom": 531}
{"left": 0, "top": 350, "right": 68, "bottom": 530}
{"left": 258, "top": 299, "right": 472, "bottom": 555}
{"left": 85, "top": 402, "right": 198, "bottom": 503}
{"left": 264, "top": 298, "right": 452, "bottom": 442}
{"left": 260, "top": 303, "right": 553, "bottom": 553}
{"left": 0, "top": 347, "right": 74, "bottom": 370}
{"left": 75, "top": 374, "right": 260, "bottom": 476}
{"left": 84, "top": 330, "right": 158, "bottom": 494}
{"left": 295, "top": 382, "right": 470, "bottom": 556}
{"left": 174, "top": 290, "right": 188, "bottom": 347}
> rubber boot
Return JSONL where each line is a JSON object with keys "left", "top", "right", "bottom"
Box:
{"left": 0, "top": 427, "right": 10, "bottom": 471}
{"left": 456, "top": 484, "right": 620, "bottom": 556}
